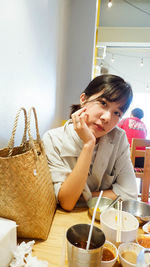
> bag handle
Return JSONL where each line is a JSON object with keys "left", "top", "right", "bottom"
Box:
{"left": 27, "top": 107, "right": 45, "bottom": 159}
{"left": 8, "top": 107, "right": 27, "bottom": 156}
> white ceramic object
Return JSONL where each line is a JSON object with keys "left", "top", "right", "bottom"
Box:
{"left": 101, "top": 240, "right": 118, "bottom": 267}
{"left": 0, "top": 217, "right": 17, "bottom": 267}
{"left": 118, "top": 242, "right": 150, "bottom": 267}
{"left": 100, "top": 208, "right": 139, "bottom": 244}
{"left": 137, "top": 248, "right": 150, "bottom": 267}
{"left": 142, "top": 221, "right": 150, "bottom": 234}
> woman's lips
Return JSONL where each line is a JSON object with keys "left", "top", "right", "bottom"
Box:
{"left": 94, "top": 123, "right": 105, "bottom": 131}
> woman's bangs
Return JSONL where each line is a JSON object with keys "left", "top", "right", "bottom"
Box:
{"left": 99, "top": 85, "right": 132, "bottom": 113}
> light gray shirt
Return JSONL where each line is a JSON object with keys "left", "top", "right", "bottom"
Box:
{"left": 43, "top": 120, "right": 138, "bottom": 202}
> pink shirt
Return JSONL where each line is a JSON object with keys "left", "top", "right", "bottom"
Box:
{"left": 118, "top": 117, "right": 147, "bottom": 148}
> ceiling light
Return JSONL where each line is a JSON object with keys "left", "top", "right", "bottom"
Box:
{"left": 140, "top": 57, "right": 144, "bottom": 67}
{"left": 108, "top": 0, "right": 112, "bottom": 8}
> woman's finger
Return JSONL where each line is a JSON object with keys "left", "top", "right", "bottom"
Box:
{"left": 73, "top": 107, "right": 87, "bottom": 117}
{"left": 72, "top": 111, "right": 87, "bottom": 126}
{"left": 79, "top": 112, "right": 88, "bottom": 125}
{"left": 71, "top": 107, "right": 86, "bottom": 125}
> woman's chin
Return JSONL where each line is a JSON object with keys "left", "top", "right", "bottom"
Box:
{"left": 94, "top": 132, "right": 105, "bottom": 139}
{"left": 90, "top": 126, "right": 107, "bottom": 139}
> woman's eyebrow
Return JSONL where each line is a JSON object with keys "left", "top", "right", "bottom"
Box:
{"left": 87, "top": 98, "right": 101, "bottom": 104}
{"left": 85, "top": 96, "right": 102, "bottom": 103}
{"left": 90, "top": 95, "right": 103, "bottom": 102}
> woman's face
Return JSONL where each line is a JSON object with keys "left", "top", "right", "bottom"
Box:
{"left": 80, "top": 92, "right": 123, "bottom": 139}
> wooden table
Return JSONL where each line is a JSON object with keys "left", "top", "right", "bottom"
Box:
{"left": 31, "top": 207, "right": 144, "bottom": 266}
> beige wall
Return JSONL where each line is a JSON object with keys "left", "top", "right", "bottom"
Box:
{"left": 0, "top": 0, "right": 97, "bottom": 147}
{"left": 0, "top": 0, "right": 68, "bottom": 147}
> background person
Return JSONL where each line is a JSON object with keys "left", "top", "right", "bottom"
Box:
{"left": 43, "top": 74, "right": 138, "bottom": 211}
{"left": 118, "top": 108, "right": 147, "bottom": 167}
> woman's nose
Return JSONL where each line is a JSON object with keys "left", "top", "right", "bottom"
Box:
{"left": 100, "top": 111, "right": 112, "bottom": 122}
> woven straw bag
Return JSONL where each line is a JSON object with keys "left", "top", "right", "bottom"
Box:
{"left": 0, "top": 107, "right": 56, "bottom": 240}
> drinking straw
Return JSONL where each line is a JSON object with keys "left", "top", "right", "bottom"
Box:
{"left": 119, "top": 201, "right": 122, "bottom": 242}
{"left": 116, "top": 200, "right": 122, "bottom": 242}
{"left": 116, "top": 201, "right": 120, "bottom": 242}
{"left": 86, "top": 190, "right": 103, "bottom": 250}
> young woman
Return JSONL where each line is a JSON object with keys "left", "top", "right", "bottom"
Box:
{"left": 43, "top": 74, "right": 138, "bottom": 211}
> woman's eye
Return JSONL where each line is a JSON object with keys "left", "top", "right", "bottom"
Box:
{"left": 100, "top": 100, "right": 107, "bottom": 107}
{"left": 114, "top": 111, "right": 121, "bottom": 117}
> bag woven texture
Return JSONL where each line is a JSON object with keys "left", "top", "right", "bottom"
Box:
{"left": 0, "top": 107, "right": 56, "bottom": 240}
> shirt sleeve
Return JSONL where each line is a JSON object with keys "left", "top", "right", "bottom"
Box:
{"left": 42, "top": 130, "right": 72, "bottom": 202}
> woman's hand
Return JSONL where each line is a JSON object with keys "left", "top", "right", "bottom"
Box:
{"left": 71, "top": 107, "right": 96, "bottom": 146}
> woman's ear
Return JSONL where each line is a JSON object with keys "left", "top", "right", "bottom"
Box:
{"left": 80, "top": 93, "right": 87, "bottom": 106}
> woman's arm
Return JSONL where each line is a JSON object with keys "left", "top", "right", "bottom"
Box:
{"left": 58, "top": 107, "right": 96, "bottom": 211}
{"left": 58, "top": 142, "right": 95, "bottom": 210}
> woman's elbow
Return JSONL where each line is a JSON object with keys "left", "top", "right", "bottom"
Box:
{"left": 58, "top": 192, "right": 76, "bottom": 211}
{"left": 59, "top": 200, "right": 75, "bottom": 211}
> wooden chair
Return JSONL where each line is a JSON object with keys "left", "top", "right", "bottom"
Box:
{"left": 141, "top": 147, "right": 150, "bottom": 202}
{"left": 130, "top": 138, "right": 150, "bottom": 202}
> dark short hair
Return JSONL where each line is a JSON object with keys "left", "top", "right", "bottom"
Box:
{"left": 70, "top": 74, "right": 133, "bottom": 116}
{"left": 131, "top": 108, "right": 144, "bottom": 119}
